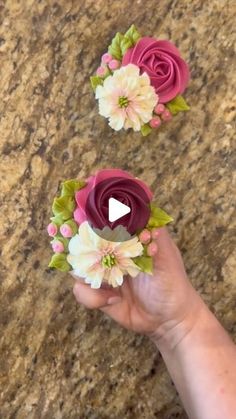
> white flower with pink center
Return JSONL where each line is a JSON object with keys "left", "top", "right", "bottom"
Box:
{"left": 95, "top": 64, "right": 158, "bottom": 131}
{"left": 67, "top": 221, "right": 143, "bottom": 288}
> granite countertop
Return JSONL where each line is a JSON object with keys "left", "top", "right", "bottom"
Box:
{"left": 0, "top": 0, "right": 235, "bottom": 418}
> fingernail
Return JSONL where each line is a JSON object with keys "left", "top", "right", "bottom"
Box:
{"left": 107, "top": 296, "right": 122, "bottom": 305}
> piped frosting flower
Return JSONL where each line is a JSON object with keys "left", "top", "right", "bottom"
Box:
{"left": 95, "top": 64, "right": 158, "bottom": 131}
{"left": 67, "top": 221, "right": 143, "bottom": 288}
{"left": 91, "top": 24, "right": 190, "bottom": 136}
{"left": 47, "top": 172, "right": 174, "bottom": 285}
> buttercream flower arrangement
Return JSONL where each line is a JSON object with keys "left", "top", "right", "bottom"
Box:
{"left": 47, "top": 169, "right": 173, "bottom": 289}
{"left": 90, "top": 25, "right": 190, "bottom": 136}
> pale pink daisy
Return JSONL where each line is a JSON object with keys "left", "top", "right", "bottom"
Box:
{"left": 67, "top": 221, "right": 143, "bottom": 288}
{"left": 95, "top": 64, "right": 158, "bottom": 131}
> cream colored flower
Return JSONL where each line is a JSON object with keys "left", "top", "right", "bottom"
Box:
{"left": 67, "top": 221, "right": 143, "bottom": 288}
{"left": 95, "top": 64, "right": 158, "bottom": 131}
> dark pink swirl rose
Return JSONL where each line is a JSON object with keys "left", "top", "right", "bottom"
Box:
{"left": 74, "top": 169, "right": 153, "bottom": 235}
{"left": 122, "top": 37, "right": 190, "bottom": 103}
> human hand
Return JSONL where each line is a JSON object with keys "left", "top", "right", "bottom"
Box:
{"left": 73, "top": 228, "right": 201, "bottom": 343}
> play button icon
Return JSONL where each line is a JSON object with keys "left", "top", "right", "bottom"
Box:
{"left": 84, "top": 174, "right": 151, "bottom": 241}
{"left": 108, "top": 197, "right": 131, "bottom": 222}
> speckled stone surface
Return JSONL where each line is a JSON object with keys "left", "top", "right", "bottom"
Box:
{"left": 0, "top": 0, "right": 235, "bottom": 418}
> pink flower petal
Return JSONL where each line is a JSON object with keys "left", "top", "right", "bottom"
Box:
{"left": 122, "top": 37, "right": 190, "bottom": 103}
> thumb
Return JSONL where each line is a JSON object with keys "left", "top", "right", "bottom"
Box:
{"left": 73, "top": 280, "right": 122, "bottom": 309}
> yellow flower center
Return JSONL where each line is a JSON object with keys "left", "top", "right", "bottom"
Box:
{"left": 102, "top": 254, "right": 116, "bottom": 268}
{"left": 118, "top": 96, "right": 129, "bottom": 108}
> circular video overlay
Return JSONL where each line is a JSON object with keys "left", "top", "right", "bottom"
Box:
{"left": 85, "top": 177, "right": 151, "bottom": 242}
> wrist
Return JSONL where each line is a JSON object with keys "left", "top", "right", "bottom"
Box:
{"left": 150, "top": 286, "right": 206, "bottom": 352}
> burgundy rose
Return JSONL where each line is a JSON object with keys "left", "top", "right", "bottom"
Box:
{"left": 122, "top": 37, "right": 190, "bottom": 103}
{"left": 74, "top": 169, "right": 152, "bottom": 235}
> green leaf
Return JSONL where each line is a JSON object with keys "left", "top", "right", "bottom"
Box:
{"left": 120, "top": 37, "right": 133, "bottom": 56}
{"left": 148, "top": 204, "right": 173, "bottom": 228}
{"left": 141, "top": 124, "right": 152, "bottom": 137}
{"left": 133, "top": 256, "right": 153, "bottom": 274}
{"left": 108, "top": 32, "right": 124, "bottom": 61}
{"left": 61, "top": 179, "right": 86, "bottom": 197}
{"left": 48, "top": 253, "right": 71, "bottom": 272}
{"left": 124, "top": 24, "right": 141, "bottom": 44}
{"left": 52, "top": 196, "right": 75, "bottom": 220}
{"left": 90, "top": 75, "right": 103, "bottom": 92}
{"left": 166, "top": 95, "right": 190, "bottom": 115}
{"left": 50, "top": 214, "right": 64, "bottom": 226}
{"left": 121, "top": 24, "right": 141, "bottom": 55}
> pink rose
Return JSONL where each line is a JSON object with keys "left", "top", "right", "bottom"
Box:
{"left": 122, "top": 37, "right": 190, "bottom": 103}
{"left": 74, "top": 169, "right": 153, "bottom": 235}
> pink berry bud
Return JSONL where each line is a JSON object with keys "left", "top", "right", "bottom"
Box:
{"left": 101, "top": 53, "right": 112, "bottom": 64}
{"left": 108, "top": 59, "right": 120, "bottom": 70}
{"left": 149, "top": 117, "right": 162, "bottom": 129}
{"left": 52, "top": 241, "right": 64, "bottom": 253}
{"left": 96, "top": 66, "right": 107, "bottom": 77}
{"left": 47, "top": 223, "right": 57, "bottom": 237}
{"left": 151, "top": 228, "right": 160, "bottom": 240}
{"left": 147, "top": 241, "right": 158, "bottom": 257}
{"left": 139, "top": 229, "right": 151, "bottom": 244}
{"left": 154, "top": 103, "right": 165, "bottom": 114}
{"left": 162, "top": 109, "right": 172, "bottom": 121}
{"left": 60, "top": 224, "right": 73, "bottom": 238}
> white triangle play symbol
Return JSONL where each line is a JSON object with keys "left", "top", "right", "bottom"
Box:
{"left": 108, "top": 197, "right": 131, "bottom": 222}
